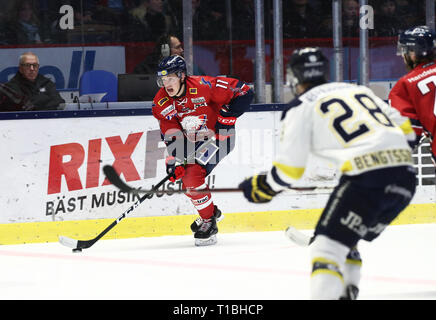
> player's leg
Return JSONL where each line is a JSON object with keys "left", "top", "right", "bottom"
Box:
{"left": 340, "top": 246, "right": 362, "bottom": 300}
{"left": 182, "top": 164, "right": 219, "bottom": 246}
{"left": 311, "top": 166, "right": 416, "bottom": 299}
{"left": 310, "top": 235, "right": 349, "bottom": 299}
{"left": 309, "top": 179, "right": 363, "bottom": 299}
{"left": 189, "top": 137, "right": 235, "bottom": 233}
{"left": 363, "top": 167, "right": 416, "bottom": 243}
{"left": 182, "top": 164, "right": 215, "bottom": 219}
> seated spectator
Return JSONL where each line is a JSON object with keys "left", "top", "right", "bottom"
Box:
{"left": 36, "top": 0, "right": 68, "bottom": 44}
{"left": 133, "top": 33, "right": 205, "bottom": 75}
{"left": 168, "top": 0, "right": 225, "bottom": 41}
{"left": 316, "top": 10, "right": 333, "bottom": 38}
{"left": 0, "top": 20, "right": 8, "bottom": 45}
{"left": 374, "top": 0, "right": 404, "bottom": 37}
{"left": 5, "top": 0, "right": 45, "bottom": 44}
{"left": 133, "top": 33, "right": 184, "bottom": 74}
{"left": 51, "top": 1, "right": 115, "bottom": 44}
{"left": 125, "top": 0, "right": 151, "bottom": 41}
{"left": 342, "top": 0, "right": 360, "bottom": 37}
{"left": 126, "top": 0, "right": 173, "bottom": 42}
{"left": 283, "top": 0, "right": 321, "bottom": 39}
{"left": 190, "top": 0, "right": 226, "bottom": 40}
{"left": 1, "top": 52, "right": 65, "bottom": 111}
{"left": 396, "top": 0, "right": 421, "bottom": 27}
{"left": 231, "top": 0, "right": 255, "bottom": 40}
{"left": 94, "top": 0, "right": 131, "bottom": 24}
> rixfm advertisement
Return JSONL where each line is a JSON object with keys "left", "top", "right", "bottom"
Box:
{"left": 0, "top": 112, "right": 299, "bottom": 224}
{"left": 0, "top": 111, "right": 433, "bottom": 225}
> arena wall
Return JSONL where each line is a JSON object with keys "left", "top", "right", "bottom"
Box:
{"left": 0, "top": 107, "right": 434, "bottom": 245}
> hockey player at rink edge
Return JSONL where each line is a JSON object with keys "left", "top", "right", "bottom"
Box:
{"left": 239, "top": 47, "right": 417, "bottom": 300}
{"left": 389, "top": 25, "right": 436, "bottom": 176}
{"left": 152, "top": 55, "right": 253, "bottom": 247}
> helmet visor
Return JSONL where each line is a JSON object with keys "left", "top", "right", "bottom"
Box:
{"left": 156, "top": 74, "right": 179, "bottom": 88}
{"left": 396, "top": 42, "right": 410, "bottom": 56}
{"left": 286, "top": 65, "right": 299, "bottom": 95}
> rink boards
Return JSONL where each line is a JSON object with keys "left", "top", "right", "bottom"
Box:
{"left": 0, "top": 108, "right": 435, "bottom": 245}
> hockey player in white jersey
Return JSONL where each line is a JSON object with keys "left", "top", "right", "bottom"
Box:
{"left": 239, "top": 47, "right": 417, "bottom": 300}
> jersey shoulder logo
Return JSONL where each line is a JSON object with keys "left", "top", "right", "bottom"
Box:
{"left": 158, "top": 97, "right": 169, "bottom": 106}
{"left": 199, "top": 77, "right": 212, "bottom": 88}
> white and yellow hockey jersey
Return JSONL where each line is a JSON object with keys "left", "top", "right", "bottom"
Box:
{"left": 266, "top": 82, "right": 415, "bottom": 191}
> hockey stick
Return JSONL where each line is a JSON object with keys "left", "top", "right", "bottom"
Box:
{"left": 58, "top": 172, "right": 172, "bottom": 252}
{"left": 58, "top": 137, "right": 218, "bottom": 252}
{"left": 102, "top": 165, "right": 323, "bottom": 194}
{"left": 284, "top": 226, "right": 313, "bottom": 247}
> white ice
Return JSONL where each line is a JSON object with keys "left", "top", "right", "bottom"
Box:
{"left": 1, "top": 223, "right": 436, "bottom": 300}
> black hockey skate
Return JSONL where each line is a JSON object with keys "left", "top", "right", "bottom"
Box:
{"left": 194, "top": 216, "right": 218, "bottom": 246}
{"left": 339, "top": 284, "right": 359, "bottom": 300}
{"left": 190, "top": 205, "right": 224, "bottom": 233}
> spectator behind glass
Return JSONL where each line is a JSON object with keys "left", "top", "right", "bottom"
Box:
{"left": 144, "top": 0, "right": 173, "bottom": 40}
{"left": 231, "top": 0, "right": 255, "bottom": 40}
{"left": 51, "top": 1, "right": 117, "bottom": 44}
{"left": 395, "top": 0, "right": 420, "bottom": 27}
{"left": 126, "top": 0, "right": 173, "bottom": 41}
{"left": 374, "top": 0, "right": 404, "bottom": 37}
{"left": 5, "top": 0, "right": 44, "bottom": 44}
{"left": 2, "top": 52, "right": 65, "bottom": 111}
{"left": 168, "top": 0, "right": 221, "bottom": 41}
{"left": 283, "top": 0, "right": 321, "bottom": 39}
{"left": 190, "top": 0, "right": 227, "bottom": 40}
{"left": 196, "top": 0, "right": 227, "bottom": 40}
{"left": 93, "top": 0, "right": 132, "bottom": 29}
{"left": 132, "top": 33, "right": 205, "bottom": 75}
{"left": 133, "top": 33, "right": 184, "bottom": 74}
{"left": 0, "top": 0, "right": 8, "bottom": 44}
{"left": 50, "top": 0, "right": 96, "bottom": 43}
{"left": 342, "top": 0, "right": 360, "bottom": 37}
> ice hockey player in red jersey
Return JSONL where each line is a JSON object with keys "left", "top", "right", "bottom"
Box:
{"left": 389, "top": 25, "right": 436, "bottom": 164}
{"left": 152, "top": 55, "right": 253, "bottom": 246}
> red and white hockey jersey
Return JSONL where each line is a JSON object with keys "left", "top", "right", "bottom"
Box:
{"left": 389, "top": 61, "right": 436, "bottom": 158}
{"left": 152, "top": 75, "right": 251, "bottom": 142}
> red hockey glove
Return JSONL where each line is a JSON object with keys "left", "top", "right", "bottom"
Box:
{"left": 165, "top": 156, "right": 185, "bottom": 182}
{"left": 170, "top": 166, "right": 185, "bottom": 182}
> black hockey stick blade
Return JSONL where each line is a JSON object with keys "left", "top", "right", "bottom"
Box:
{"left": 59, "top": 218, "right": 119, "bottom": 251}
{"left": 103, "top": 165, "right": 136, "bottom": 193}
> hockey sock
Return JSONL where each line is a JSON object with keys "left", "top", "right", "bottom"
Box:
{"left": 341, "top": 246, "right": 362, "bottom": 299}
{"left": 310, "top": 235, "right": 349, "bottom": 300}
{"left": 185, "top": 183, "right": 214, "bottom": 219}
{"left": 182, "top": 164, "right": 214, "bottom": 219}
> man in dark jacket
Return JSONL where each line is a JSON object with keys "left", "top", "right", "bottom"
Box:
{"left": 0, "top": 52, "right": 65, "bottom": 111}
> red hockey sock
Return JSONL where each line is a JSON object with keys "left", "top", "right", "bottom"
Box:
{"left": 182, "top": 164, "right": 214, "bottom": 219}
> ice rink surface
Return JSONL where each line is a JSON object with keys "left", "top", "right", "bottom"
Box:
{"left": 1, "top": 223, "right": 436, "bottom": 301}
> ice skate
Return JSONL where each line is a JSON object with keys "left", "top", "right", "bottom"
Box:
{"left": 190, "top": 205, "right": 224, "bottom": 233}
{"left": 339, "top": 284, "right": 359, "bottom": 300}
{"left": 194, "top": 216, "right": 218, "bottom": 246}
